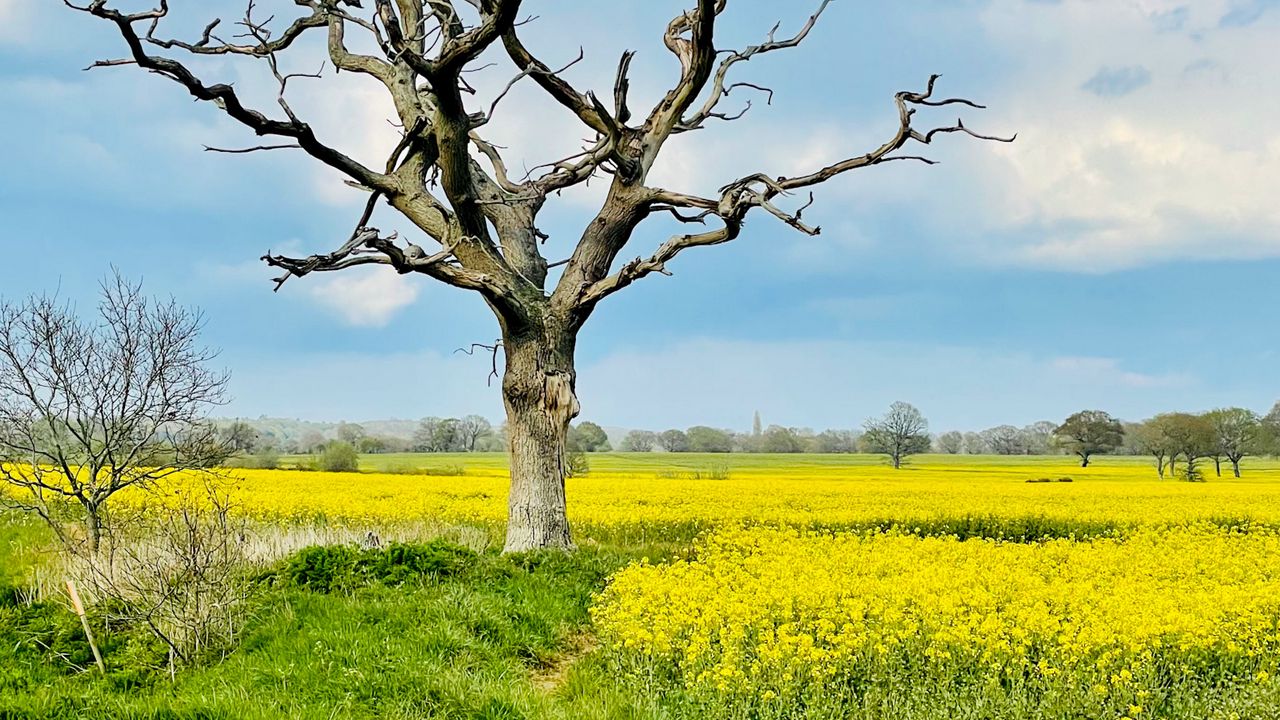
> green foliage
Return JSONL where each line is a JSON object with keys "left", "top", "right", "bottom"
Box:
{"left": 252, "top": 446, "right": 281, "bottom": 469}
{"left": 316, "top": 440, "right": 359, "bottom": 472}
{"left": 759, "top": 426, "right": 803, "bottom": 453}
{"left": 566, "top": 448, "right": 590, "bottom": 477}
{"left": 280, "top": 539, "right": 478, "bottom": 592}
{"left": 0, "top": 588, "right": 171, "bottom": 692}
{"left": 658, "top": 429, "right": 690, "bottom": 452}
{"left": 1054, "top": 410, "right": 1124, "bottom": 465}
{"left": 569, "top": 422, "right": 611, "bottom": 452}
{"left": 686, "top": 426, "right": 733, "bottom": 453}
{"left": 620, "top": 431, "right": 658, "bottom": 453}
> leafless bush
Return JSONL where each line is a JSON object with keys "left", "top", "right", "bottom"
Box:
{"left": 75, "top": 476, "right": 252, "bottom": 667}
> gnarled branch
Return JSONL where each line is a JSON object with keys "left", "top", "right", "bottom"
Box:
{"left": 576, "top": 74, "right": 1013, "bottom": 308}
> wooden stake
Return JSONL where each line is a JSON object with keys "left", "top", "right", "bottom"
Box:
{"left": 65, "top": 580, "right": 105, "bottom": 675}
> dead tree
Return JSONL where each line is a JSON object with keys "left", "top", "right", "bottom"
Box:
{"left": 67, "top": 0, "right": 1012, "bottom": 551}
{"left": 0, "top": 273, "right": 229, "bottom": 554}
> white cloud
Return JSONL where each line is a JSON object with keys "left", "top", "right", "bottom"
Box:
{"left": 0, "top": 0, "right": 30, "bottom": 45}
{"left": 958, "top": 0, "right": 1280, "bottom": 271}
{"left": 305, "top": 267, "right": 421, "bottom": 327}
{"left": 1047, "top": 356, "right": 1189, "bottom": 390}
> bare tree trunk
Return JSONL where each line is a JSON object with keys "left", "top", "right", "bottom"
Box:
{"left": 1213, "top": 457, "right": 1222, "bottom": 477}
{"left": 501, "top": 330, "right": 578, "bottom": 552}
{"left": 1156, "top": 454, "right": 1166, "bottom": 479}
{"left": 1080, "top": 453, "right": 1090, "bottom": 468}
{"left": 85, "top": 505, "right": 102, "bottom": 555}
{"left": 1232, "top": 458, "right": 1242, "bottom": 478}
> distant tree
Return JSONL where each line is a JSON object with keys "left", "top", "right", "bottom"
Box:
{"left": 475, "top": 431, "right": 505, "bottom": 452}
{"left": 759, "top": 425, "right": 803, "bottom": 453}
{"left": 620, "top": 430, "right": 658, "bottom": 453}
{"left": 221, "top": 420, "right": 260, "bottom": 454}
{"left": 731, "top": 431, "right": 757, "bottom": 453}
{"left": 685, "top": 426, "right": 734, "bottom": 453}
{"left": 569, "top": 422, "right": 611, "bottom": 452}
{"left": 752, "top": 411, "right": 763, "bottom": 438}
{"left": 564, "top": 450, "right": 590, "bottom": 477}
{"left": 336, "top": 422, "right": 366, "bottom": 446}
{"left": 415, "top": 417, "right": 462, "bottom": 452}
{"left": 317, "top": 440, "right": 359, "bottom": 472}
{"left": 457, "top": 415, "right": 494, "bottom": 452}
{"left": 863, "top": 402, "right": 930, "bottom": 469}
{"left": 1159, "top": 413, "right": 1216, "bottom": 481}
{"left": 814, "top": 429, "right": 859, "bottom": 454}
{"left": 658, "top": 429, "right": 690, "bottom": 453}
{"left": 387, "top": 437, "right": 417, "bottom": 453}
{"left": 1053, "top": 411, "right": 1124, "bottom": 467}
{"left": 982, "top": 425, "right": 1025, "bottom": 456}
{"left": 258, "top": 429, "right": 280, "bottom": 451}
{"left": 251, "top": 445, "right": 281, "bottom": 470}
{"left": 357, "top": 435, "right": 389, "bottom": 454}
{"left": 1204, "top": 408, "right": 1262, "bottom": 477}
{"left": 962, "top": 431, "right": 987, "bottom": 455}
{"left": 0, "top": 275, "right": 229, "bottom": 553}
{"left": 935, "top": 431, "right": 963, "bottom": 454}
{"left": 298, "top": 431, "right": 327, "bottom": 455}
{"left": 1117, "top": 421, "right": 1146, "bottom": 456}
{"left": 1264, "top": 402, "right": 1280, "bottom": 456}
{"left": 1133, "top": 417, "right": 1174, "bottom": 478}
{"left": 1021, "top": 421, "right": 1058, "bottom": 455}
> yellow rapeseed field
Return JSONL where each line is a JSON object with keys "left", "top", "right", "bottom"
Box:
{"left": 11, "top": 454, "right": 1280, "bottom": 715}
{"left": 174, "top": 457, "right": 1280, "bottom": 538}
{"left": 591, "top": 524, "right": 1280, "bottom": 712}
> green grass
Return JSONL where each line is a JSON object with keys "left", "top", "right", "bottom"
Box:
{"left": 0, "top": 516, "right": 664, "bottom": 719}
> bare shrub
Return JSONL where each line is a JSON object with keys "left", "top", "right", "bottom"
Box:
{"left": 76, "top": 476, "right": 252, "bottom": 667}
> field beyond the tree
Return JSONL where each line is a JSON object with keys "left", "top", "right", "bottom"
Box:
{"left": 5, "top": 453, "right": 1280, "bottom": 719}
{"left": 225, "top": 452, "right": 1280, "bottom": 539}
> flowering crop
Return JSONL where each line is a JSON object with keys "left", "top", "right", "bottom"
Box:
{"left": 591, "top": 525, "right": 1280, "bottom": 714}
{"left": 164, "top": 458, "right": 1280, "bottom": 540}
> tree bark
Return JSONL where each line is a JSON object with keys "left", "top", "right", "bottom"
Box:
{"left": 1080, "top": 453, "right": 1090, "bottom": 468}
{"left": 85, "top": 506, "right": 102, "bottom": 555}
{"left": 501, "top": 329, "right": 579, "bottom": 552}
{"left": 1232, "top": 458, "right": 1242, "bottom": 478}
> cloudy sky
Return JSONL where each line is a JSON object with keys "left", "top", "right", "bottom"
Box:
{"left": 1, "top": 0, "right": 1278, "bottom": 432}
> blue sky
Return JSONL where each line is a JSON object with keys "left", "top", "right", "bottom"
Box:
{"left": 1, "top": 0, "right": 1278, "bottom": 432}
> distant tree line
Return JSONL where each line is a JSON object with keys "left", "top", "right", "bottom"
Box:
{"left": 219, "top": 416, "right": 506, "bottom": 456}
{"left": 612, "top": 401, "right": 1280, "bottom": 480}
{"left": 933, "top": 404, "right": 1280, "bottom": 480}
{"left": 220, "top": 400, "right": 1280, "bottom": 482}
{"left": 618, "top": 424, "right": 862, "bottom": 455}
